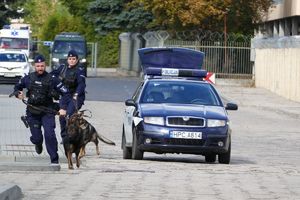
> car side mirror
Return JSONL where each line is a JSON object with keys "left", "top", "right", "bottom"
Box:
{"left": 225, "top": 102, "right": 238, "bottom": 110}
{"left": 28, "top": 58, "right": 34, "bottom": 63}
{"left": 125, "top": 99, "right": 136, "bottom": 108}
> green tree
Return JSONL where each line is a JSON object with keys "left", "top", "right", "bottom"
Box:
{"left": 0, "top": 0, "right": 26, "bottom": 27}
{"left": 23, "top": 0, "right": 58, "bottom": 38}
{"left": 86, "top": 0, "right": 153, "bottom": 35}
{"left": 98, "top": 31, "right": 121, "bottom": 67}
{"left": 59, "top": 0, "right": 93, "bottom": 17}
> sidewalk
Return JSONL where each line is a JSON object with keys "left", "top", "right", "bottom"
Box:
{"left": 216, "top": 85, "right": 300, "bottom": 119}
{"left": 0, "top": 97, "right": 84, "bottom": 169}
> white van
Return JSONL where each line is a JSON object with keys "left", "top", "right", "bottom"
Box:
{"left": 0, "top": 25, "right": 31, "bottom": 57}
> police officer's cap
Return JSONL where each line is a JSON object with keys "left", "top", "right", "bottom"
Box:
{"left": 34, "top": 54, "right": 45, "bottom": 63}
{"left": 67, "top": 50, "right": 78, "bottom": 59}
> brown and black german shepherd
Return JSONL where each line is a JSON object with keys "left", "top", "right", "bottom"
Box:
{"left": 64, "top": 112, "right": 115, "bottom": 169}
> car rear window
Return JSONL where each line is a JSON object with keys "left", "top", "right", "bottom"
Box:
{"left": 141, "top": 80, "right": 220, "bottom": 106}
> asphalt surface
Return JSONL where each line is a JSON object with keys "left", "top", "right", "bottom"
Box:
{"left": 0, "top": 82, "right": 300, "bottom": 199}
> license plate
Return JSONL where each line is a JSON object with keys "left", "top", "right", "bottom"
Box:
{"left": 4, "top": 73, "right": 16, "bottom": 77}
{"left": 170, "top": 131, "right": 202, "bottom": 139}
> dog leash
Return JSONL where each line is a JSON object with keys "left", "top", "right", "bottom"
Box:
{"left": 72, "top": 97, "right": 92, "bottom": 118}
{"left": 79, "top": 109, "right": 92, "bottom": 118}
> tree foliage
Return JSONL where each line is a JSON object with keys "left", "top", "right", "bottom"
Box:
{"left": 24, "top": 0, "right": 59, "bottom": 38}
{"left": 40, "top": 9, "right": 87, "bottom": 41}
{"left": 133, "top": 0, "right": 273, "bottom": 34}
{"left": 86, "top": 0, "right": 153, "bottom": 35}
{"left": 55, "top": 0, "right": 97, "bottom": 41}
{"left": 0, "top": 0, "right": 26, "bottom": 27}
{"left": 98, "top": 31, "right": 121, "bottom": 67}
{"left": 59, "top": 0, "right": 93, "bottom": 17}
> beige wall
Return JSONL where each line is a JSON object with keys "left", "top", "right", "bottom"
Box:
{"left": 255, "top": 48, "right": 300, "bottom": 102}
{"left": 266, "top": 0, "right": 300, "bottom": 21}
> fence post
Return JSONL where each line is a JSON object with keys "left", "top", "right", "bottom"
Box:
{"left": 89, "top": 42, "right": 95, "bottom": 77}
{"left": 118, "top": 32, "right": 133, "bottom": 71}
{"left": 131, "top": 33, "right": 145, "bottom": 74}
{"left": 156, "top": 31, "right": 169, "bottom": 47}
{"left": 93, "top": 42, "right": 97, "bottom": 76}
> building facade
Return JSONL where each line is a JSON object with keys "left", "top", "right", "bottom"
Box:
{"left": 256, "top": 0, "right": 300, "bottom": 38}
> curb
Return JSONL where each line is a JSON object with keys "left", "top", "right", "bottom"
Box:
{"left": 87, "top": 68, "right": 140, "bottom": 77}
{"left": 0, "top": 162, "right": 61, "bottom": 171}
{"left": 0, "top": 184, "right": 22, "bottom": 200}
{"left": 0, "top": 156, "right": 86, "bottom": 171}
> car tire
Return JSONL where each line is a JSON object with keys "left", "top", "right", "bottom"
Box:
{"left": 122, "top": 129, "right": 132, "bottom": 159}
{"left": 218, "top": 143, "right": 231, "bottom": 164}
{"left": 132, "top": 127, "right": 144, "bottom": 160}
{"left": 205, "top": 154, "right": 216, "bottom": 163}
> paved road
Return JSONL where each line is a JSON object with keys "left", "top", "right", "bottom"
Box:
{"left": 0, "top": 77, "right": 141, "bottom": 102}
{"left": 0, "top": 84, "right": 300, "bottom": 199}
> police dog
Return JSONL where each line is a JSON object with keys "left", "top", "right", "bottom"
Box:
{"left": 64, "top": 112, "right": 115, "bottom": 169}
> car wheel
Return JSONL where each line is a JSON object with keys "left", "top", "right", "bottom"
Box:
{"left": 218, "top": 143, "right": 231, "bottom": 164}
{"left": 132, "top": 127, "right": 144, "bottom": 160}
{"left": 205, "top": 154, "right": 216, "bottom": 163}
{"left": 122, "top": 129, "right": 132, "bottom": 159}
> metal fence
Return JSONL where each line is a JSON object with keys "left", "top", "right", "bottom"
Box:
{"left": 164, "top": 30, "right": 253, "bottom": 79}
{"left": 118, "top": 30, "right": 254, "bottom": 79}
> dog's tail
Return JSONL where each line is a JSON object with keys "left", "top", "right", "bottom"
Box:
{"left": 97, "top": 133, "right": 116, "bottom": 145}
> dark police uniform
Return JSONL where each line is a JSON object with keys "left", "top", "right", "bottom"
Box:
{"left": 14, "top": 55, "right": 69, "bottom": 164}
{"left": 51, "top": 50, "right": 86, "bottom": 143}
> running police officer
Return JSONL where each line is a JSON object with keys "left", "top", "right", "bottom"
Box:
{"left": 51, "top": 50, "right": 86, "bottom": 144}
{"left": 13, "top": 54, "right": 69, "bottom": 164}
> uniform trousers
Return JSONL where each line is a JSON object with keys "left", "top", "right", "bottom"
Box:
{"left": 27, "top": 110, "right": 59, "bottom": 163}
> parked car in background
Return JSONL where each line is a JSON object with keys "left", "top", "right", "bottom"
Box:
{"left": 0, "top": 50, "right": 32, "bottom": 83}
{"left": 122, "top": 47, "right": 238, "bottom": 164}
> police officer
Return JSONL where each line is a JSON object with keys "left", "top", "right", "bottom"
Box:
{"left": 14, "top": 54, "right": 69, "bottom": 164}
{"left": 52, "top": 50, "right": 86, "bottom": 144}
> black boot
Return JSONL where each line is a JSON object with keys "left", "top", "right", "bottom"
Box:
{"left": 35, "top": 143, "right": 43, "bottom": 154}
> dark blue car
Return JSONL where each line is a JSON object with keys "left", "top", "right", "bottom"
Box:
{"left": 122, "top": 47, "right": 238, "bottom": 164}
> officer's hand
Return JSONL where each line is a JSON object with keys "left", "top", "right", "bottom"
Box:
{"left": 59, "top": 109, "right": 67, "bottom": 116}
{"left": 17, "top": 91, "right": 24, "bottom": 100}
{"left": 73, "top": 93, "right": 78, "bottom": 100}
